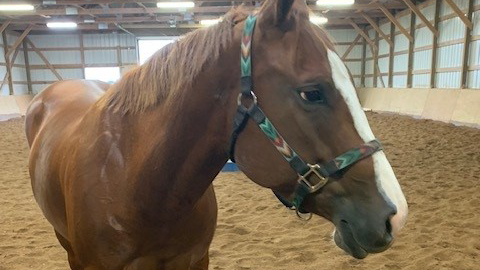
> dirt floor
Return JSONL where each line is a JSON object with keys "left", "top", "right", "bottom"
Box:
{"left": 0, "top": 112, "right": 479, "bottom": 270}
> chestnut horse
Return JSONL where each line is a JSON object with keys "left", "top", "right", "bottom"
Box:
{"left": 25, "top": 0, "right": 407, "bottom": 269}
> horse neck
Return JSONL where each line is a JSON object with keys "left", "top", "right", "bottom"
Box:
{"left": 125, "top": 39, "right": 241, "bottom": 218}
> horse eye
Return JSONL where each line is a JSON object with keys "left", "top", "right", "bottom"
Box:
{"left": 298, "top": 89, "right": 326, "bottom": 104}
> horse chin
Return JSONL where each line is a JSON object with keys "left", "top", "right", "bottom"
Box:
{"left": 333, "top": 222, "right": 369, "bottom": 259}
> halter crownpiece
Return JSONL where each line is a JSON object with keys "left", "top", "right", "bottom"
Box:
{"left": 229, "top": 15, "right": 383, "bottom": 218}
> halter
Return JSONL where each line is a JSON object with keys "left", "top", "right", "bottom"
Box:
{"left": 229, "top": 15, "right": 383, "bottom": 220}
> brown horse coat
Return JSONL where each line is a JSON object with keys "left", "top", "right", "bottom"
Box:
{"left": 25, "top": 0, "right": 407, "bottom": 269}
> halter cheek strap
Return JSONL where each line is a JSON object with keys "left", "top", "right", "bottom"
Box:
{"left": 229, "top": 15, "right": 383, "bottom": 217}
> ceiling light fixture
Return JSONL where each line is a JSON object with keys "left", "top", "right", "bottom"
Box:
{"left": 0, "top": 4, "right": 35, "bottom": 11}
{"left": 47, "top": 22, "right": 78, "bottom": 29}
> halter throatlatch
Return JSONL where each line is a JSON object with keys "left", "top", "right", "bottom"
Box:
{"left": 229, "top": 15, "right": 383, "bottom": 219}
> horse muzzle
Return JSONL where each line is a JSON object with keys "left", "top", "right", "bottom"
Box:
{"left": 333, "top": 218, "right": 394, "bottom": 259}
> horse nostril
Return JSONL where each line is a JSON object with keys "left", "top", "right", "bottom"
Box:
{"left": 385, "top": 208, "right": 397, "bottom": 236}
{"left": 385, "top": 218, "right": 393, "bottom": 235}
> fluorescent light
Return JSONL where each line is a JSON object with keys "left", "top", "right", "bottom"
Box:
{"left": 200, "top": 19, "right": 220, "bottom": 26}
{"left": 310, "top": 15, "right": 328, "bottom": 25}
{"left": 0, "top": 4, "right": 35, "bottom": 11}
{"left": 47, "top": 22, "right": 78, "bottom": 29}
{"left": 157, "top": 2, "right": 194, "bottom": 8}
{"left": 316, "top": 0, "right": 355, "bottom": 6}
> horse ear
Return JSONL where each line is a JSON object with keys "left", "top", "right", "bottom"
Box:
{"left": 259, "top": 0, "right": 298, "bottom": 30}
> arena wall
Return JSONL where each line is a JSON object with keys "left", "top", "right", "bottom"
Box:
{"left": 1, "top": 32, "right": 137, "bottom": 96}
{"left": 0, "top": 95, "right": 32, "bottom": 121}
{"left": 363, "top": 0, "right": 480, "bottom": 89}
{"left": 358, "top": 88, "right": 480, "bottom": 127}
{"left": 1, "top": 32, "right": 28, "bottom": 95}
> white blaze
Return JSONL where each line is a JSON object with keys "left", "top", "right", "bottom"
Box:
{"left": 327, "top": 50, "right": 408, "bottom": 236}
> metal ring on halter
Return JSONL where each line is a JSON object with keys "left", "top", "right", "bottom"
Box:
{"left": 237, "top": 91, "right": 258, "bottom": 106}
{"left": 296, "top": 209, "right": 313, "bottom": 221}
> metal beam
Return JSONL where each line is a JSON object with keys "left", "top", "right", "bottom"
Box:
{"left": 25, "top": 37, "right": 63, "bottom": 81}
{"left": 377, "top": 3, "right": 413, "bottom": 42}
{"left": 359, "top": 11, "right": 393, "bottom": 47}
{"left": 402, "top": 0, "right": 439, "bottom": 36}
{"left": 461, "top": 0, "right": 474, "bottom": 88}
{"left": 445, "top": 0, "right": 473, "bottom": 30}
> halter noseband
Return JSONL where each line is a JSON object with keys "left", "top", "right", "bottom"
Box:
{"left": 229, "top": 16, "right": 383, "bottom": 219}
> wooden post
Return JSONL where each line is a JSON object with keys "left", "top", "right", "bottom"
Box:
{"left": 388, "top": 22, "right": 395, "bottom": 88}
{"left": 116, "top": 33, "right": 123, "bottom": 68}
{"left": 79, "top": 33, "right": 85, "bottom": 79}
{"left": 373, "top": 27, "right": 379, "bottom": 87}
{"left": 360, "top": 36, "right": 366, "bottom": 87}
{"left": 407, "top": 6, "right": 416, "bottom": 88}
{"left": 430, "top": 0, "right": 441, "bottom": 88}
{"left": 2, "top": 31, "right": 13, "bottom": 95}
{"left": 23, "top": 39, "right": 33, "bottom": 95}
{"left": 461, "top": 0, "right": 474, "bottom": 88}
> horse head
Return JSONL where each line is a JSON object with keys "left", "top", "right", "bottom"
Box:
{"left": 231, "top": 0, "right": 408, "bottom": 259}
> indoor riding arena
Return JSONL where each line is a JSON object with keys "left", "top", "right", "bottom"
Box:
{"left": 0, "top": 1, "right": 479, "bottom": 270}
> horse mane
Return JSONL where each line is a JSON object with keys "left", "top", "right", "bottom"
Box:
{"left": 99, "top": 7, "right": 249, "bottom": 114}
{"left": 98, "top": 4, "right": 335, "bottom": 115}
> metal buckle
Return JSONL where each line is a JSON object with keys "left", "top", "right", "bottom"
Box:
{"left": 297, "top": 164, "right": 328, "bottom": 193}
{"left": 237, "top": 91, "right": 258, "bottom": 106}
